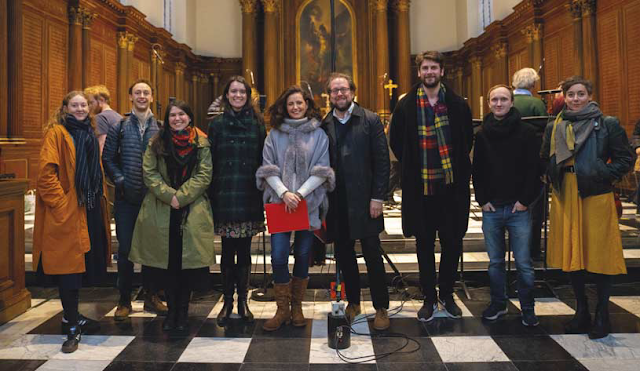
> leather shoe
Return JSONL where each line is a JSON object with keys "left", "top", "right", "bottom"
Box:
{"left": 373, "top": 308, "right": 390, "bottom": 331}
{"left": 144, "top": 292, "right": 168, "bottom": 315}
{"left": 345, "top": 303, "right": 361, "bottom": 323}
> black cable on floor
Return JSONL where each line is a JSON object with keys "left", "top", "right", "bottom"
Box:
{"left": 333, "top": 299, "right": 422, "bottom": 364}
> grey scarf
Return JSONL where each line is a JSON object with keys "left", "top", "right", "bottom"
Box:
{"left": 278, "top": 117, "right": 320, "bottom": 190}
{"left": 554, "top": 101, "right": 602, "bottom": 164}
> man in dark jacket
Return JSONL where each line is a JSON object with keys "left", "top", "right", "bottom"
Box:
{"left": 321, "top": 73, "right": 391, "bottom": 331}
{"left": 102, "top": 79, "right": 166, "bottom": 320}
{"left": 472, "top": 85, "right": 539, "bottom": 327}
{"left": 389, "top": 51, "right": 473, "bottom": 322}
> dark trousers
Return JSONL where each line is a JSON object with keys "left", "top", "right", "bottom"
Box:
{"left": 114, "top": 199, "right": 141, "bottom": 298}
{"left": 59, "top": 286, "right": 79, "bottom": 324}
{"left": 528, "top": 186, "right": 545, "bottom": 258}
{"left": 386, "top": 161, "right": 401, "bottom": 200}
{"left": 221, "top": 237, "right": 252, "bottom": 268}
{"left": 416, "top": 196, "right": 463, "bottom": 303}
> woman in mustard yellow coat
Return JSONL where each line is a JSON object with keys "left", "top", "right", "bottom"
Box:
{"left": 541, "top": 77, "right": 633, "bottom": 339}
{"left": 33, "top": 91, "right": 111, "bottom": 353}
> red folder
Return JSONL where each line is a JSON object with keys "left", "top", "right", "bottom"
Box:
{"left": 264, "top": 199, "right": 310, "bottom": 234}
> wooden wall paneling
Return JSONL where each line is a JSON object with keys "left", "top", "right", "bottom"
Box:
{"left": 90, "top": 42, "right": 104, "bottom": 85}
{"left": 543, "top": 35, "right": 560, "bottom": 89}
{"left": 623, "top": 0, "right": 640, "bottom": 129}
{"left": 47, "top": 19, "right": 68, "bottom": 122}
{"left": 21, "top": 11, "right": 44, "bottom": 140}
{"left": 104, "top": 45, "right": 117, "bottom": 109}
{"left": 597, "top": 8, "right": 622, "bottom": 121}
{"left": 0, "top": 0, "right": 7, "bottom": 140}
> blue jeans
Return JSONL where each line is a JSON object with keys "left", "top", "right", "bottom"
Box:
{"left": 270, "top": 230, "right": 314, "bottom": 284}
{"left": 482, "top": 204, "right": 535, "bottom": 310}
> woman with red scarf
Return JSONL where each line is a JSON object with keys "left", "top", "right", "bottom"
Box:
{"left": 129, "top": 100, "right": 215, "bottom": 333}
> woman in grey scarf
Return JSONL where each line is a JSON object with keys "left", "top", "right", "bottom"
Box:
{"left": 541, "top": 76, "right": 633, "bottom": 340}
{"left": 256, "top": 86, "right": 335, "bottom": 331}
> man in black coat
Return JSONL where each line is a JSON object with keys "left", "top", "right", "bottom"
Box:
{"left": 389, "top": 51, "right": 473, "bottom": 322}
{"left": 321, "top": 73, "right": 391, "bottom": 331}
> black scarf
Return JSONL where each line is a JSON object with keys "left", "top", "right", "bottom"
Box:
{"left": 482, "top": 108, "right": 521, "bottom": 139}
{"left": 64, "top": 115, "right": 103, "bottom": 210}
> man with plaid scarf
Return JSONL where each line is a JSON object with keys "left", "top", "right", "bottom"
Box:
{"left": 389, "top": 51, "right": 474, "bottom": 322}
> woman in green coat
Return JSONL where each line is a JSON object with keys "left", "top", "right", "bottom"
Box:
{"left": 130, "top": 99, "right": 215, "bottom": 332}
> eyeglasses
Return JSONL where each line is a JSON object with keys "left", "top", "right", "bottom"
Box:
{"left": 329, "top": 87, "right": 350, "bottom": 95}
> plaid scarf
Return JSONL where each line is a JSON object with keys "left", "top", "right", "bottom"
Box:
{"left": 168, "top": 126, "right": 197, "bottom": 180}
{"left": 417, "top": 84, "right": 454, "bottom": 195}
{"left": 64, "top": 115, "right": 103, "bottom": 210}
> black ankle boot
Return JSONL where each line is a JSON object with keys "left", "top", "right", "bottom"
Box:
{"left": 236, "top": 266, "right": 254, "bottom": 322}
{"left": 162, "top": 289, "right": 177, "bottom": 332}
{"left": 565, "top": 296, "right": 591, "bottom": 334}
{"left": 217, "top": 267, "right": 235, "bottom": 326}
{"left": 175, "top": 289, "right": 191, "bottom": 333}
{"left": 61, "top": 325, "right": 81, "bottom": 353}
{"left": 589, "top": 303, "right": 611, "bottom": 339}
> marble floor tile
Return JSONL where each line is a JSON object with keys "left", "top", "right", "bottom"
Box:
{"left": 243, "top": 338, "right": 311, "bottom": 363}
{"left": 308, "top": 333, "right": 375, "bottom": 364}
{"left": 551, "top": 334, "right": 640, "bottom": 360}
{"left": 0, "top": 359, "right": 46, "bottom": 371}
{"left": 579, "top": 359, "right": 640, "bottom": 371}
{"left": 0, "top": 334, "right": 134, "bottom": 361}
{"left": 610, "top": 297, "right": 640, "bottom": 316}
{"left": 430, "top": 336, "right": 510, "bottom": 363}
{"left": 493, "top": 335, "right": 575, "bottom": 361}
{"left": 104, "top": 301, "right": 156, "bottom": 318}
{"left": 35, "top": 359, "right": 112, "bottom": 370}
{"left": 0, "top": 301, "right": 62, "bottom": 335}
{"left": 510, "top": 297, "right": 576, "bottom": 316}
{"left": 178, "top": 337, "right": 252, "bottom": 363}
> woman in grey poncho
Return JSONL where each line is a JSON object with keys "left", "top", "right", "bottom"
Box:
{"left": 256, "top": 85, "right": 335, "bottom": 331}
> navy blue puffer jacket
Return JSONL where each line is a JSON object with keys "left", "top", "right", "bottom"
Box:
{"left": 103, "top": 113, "right": 160, "bottom": 205}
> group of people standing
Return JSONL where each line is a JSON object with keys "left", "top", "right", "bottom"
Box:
{"left": 32, "top": 49, "right": 632, "bottom": 354}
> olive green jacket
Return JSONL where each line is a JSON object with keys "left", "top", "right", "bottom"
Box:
{"left": 130, "top": 135, "right": 216, "bottom": 269}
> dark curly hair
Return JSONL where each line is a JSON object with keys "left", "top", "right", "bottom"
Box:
{"left": 150, "top": 99, "right": 195, "bottom": 156}
{"left": 267, "top": 85, "right": 321, "bottom": 129}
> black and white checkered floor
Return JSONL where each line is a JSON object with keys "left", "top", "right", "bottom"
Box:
{"left": 1, "top": 284, "right": 639, "bottom": 371}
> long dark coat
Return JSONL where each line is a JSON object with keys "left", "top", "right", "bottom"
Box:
{"left": 321, "top": 104, "right": 390, "bottom": 240}
{"left": 389, "top": 82, "right": 473, "bottom": 239}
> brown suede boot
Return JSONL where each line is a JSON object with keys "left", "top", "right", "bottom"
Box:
{"left": 262, "top": 282, "right": 291, "bottom": 331}
{"left": 291, "top": 277, "right": 309, "bottom": 327}
{"left": 144, "top": 291, "right": 168, "bottom": 316}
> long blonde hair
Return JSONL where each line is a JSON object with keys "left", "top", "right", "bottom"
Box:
{"left": 43, "top": 91, "right": 96, "bottom": 133}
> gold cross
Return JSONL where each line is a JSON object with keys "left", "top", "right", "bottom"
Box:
{"left": 321, "top": 93, "right": 331, "bottom": 111}
{"left": 384, "top": 79, "right": 398, "bottom": 98}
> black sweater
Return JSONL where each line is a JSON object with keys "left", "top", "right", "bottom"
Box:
{"left": 472, "top": 108, "right": 540, "bottom": 207}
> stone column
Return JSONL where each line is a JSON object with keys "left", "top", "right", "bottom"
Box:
{"left": 116, "top": 31, "right": 130, "bottom": 113}
{"left": 569, "top": 0, "right": 584, "bottom": 77}
{"left": 372, "top": 0, "right": 390, "bottom": 117}
{"left": 68, "top": 6, "right": 84, "bottom": 91}
{"left": 261, "top": 0, "right": 279, "bottom": 109}
{"left": 492, "top": 42, "right": 508, "bottom": 85}
{"left": 240, "top": 0, "right": 258, "bottom": 85}
{"left": 175, "top": 62, "right": 186, "bottom": 100}
{"left": 81, "top": 9, "right": 96, "bottom": 88}
{"left": 581, "top": 0, "right": 598, "bottom": 99}
{"left": 470, "top": 56, "right": 483, "bottom": 119}
{"left": 391, "top": 0, "right": 411, "bottom": 97}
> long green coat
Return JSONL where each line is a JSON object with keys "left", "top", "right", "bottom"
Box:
{"left": 130, "top": 135, "right": 215, "bottom": 269}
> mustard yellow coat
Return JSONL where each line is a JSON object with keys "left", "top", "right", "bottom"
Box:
{"left": 33, "top": 124, "right": 111, "bottom": 275}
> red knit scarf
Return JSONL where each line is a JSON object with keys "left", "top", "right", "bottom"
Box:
{"left": 171, "top": 126, "right": 196, "bottom": 159}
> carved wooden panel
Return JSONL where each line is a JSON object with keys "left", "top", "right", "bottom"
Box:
{"left": 508, "top": 48, "right": 530, "bottom": 83}
{"left": 598, "top": 9, "right": 622, "bottom": 118}
{"left": 47, "top": 21, "right": 67, "bottom": 120}
{"left": 21, "top": 12, "right": 43, "bottom": 139}
{"left": 0, "top": 211, "right": 10, "bottom": 282}
{"left": 624, "top": 1, "right": 640, "bottom": 128}
{"left": 105, "top": 46, "right": 118, "bottom": 107}
{"left": 91, "top": 43, "right": 104, "bottom": 85}
{"left": 543, "top": 36, "right": 560, "bottom": 89}
{"left": 560, "top": 32, "right": 575, "bottom": 82}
